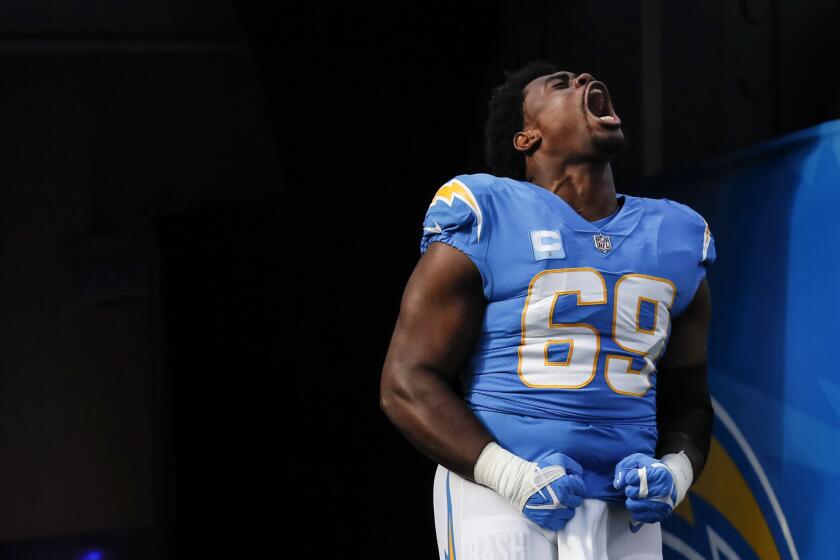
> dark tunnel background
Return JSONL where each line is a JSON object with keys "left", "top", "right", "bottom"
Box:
{"left": 0, "top": 1, "right": 837, "bottom": 558}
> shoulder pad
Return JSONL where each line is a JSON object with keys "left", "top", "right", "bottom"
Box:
{"left": 661, "top": 198, "right": 716, "bottom": 266}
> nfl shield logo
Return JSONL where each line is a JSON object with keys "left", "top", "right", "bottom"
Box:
{"left": 593, "top": 233, "right": 612, "bottom": 253}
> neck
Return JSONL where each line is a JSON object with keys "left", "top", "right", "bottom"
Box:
{"left": 526, "top": 159, "right": 618, "bottom": 222}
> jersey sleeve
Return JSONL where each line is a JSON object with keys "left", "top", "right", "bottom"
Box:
{"left": 697, "top": 214, "right": 717, "bottom": 280}
{"left": 419, "top": 175, "right": 493, "bottom": 299}
{"left": 664, "top": 198, "right": 716, "bottom": 307}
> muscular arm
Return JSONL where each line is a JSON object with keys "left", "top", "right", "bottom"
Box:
{"left": 655, "top": 277, "right": 714, "bottom": 485}
{"left": 379, "top": 242, "right": 493, "bottom": 482}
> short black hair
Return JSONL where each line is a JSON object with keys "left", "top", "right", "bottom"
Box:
{"left": 484, "top": 60, "right": 557, "bottom": 181}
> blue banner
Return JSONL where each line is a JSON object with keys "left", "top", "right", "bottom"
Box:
{"left": 653, "top": 120, "right": 840, "bottom": 560}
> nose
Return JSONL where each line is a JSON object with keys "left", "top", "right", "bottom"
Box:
{"left": 575, "top": 73, "right": 595, "bottom": 88}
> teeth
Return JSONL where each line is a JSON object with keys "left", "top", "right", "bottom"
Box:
{"left": 599, "top": 115, "right": 616, "bottom": 121}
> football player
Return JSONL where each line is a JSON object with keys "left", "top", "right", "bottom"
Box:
{"left": 380, "top": 61, "right": 715, "bottom": 559}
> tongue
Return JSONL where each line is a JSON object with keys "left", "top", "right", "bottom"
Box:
{"left": 587, "top": 90, "right": 606, "bottom": 117}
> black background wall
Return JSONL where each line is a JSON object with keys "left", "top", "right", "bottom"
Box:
{"left": 0, "top": 2, "right": 278, "bottom": 558}
{"left": 0, "top": 1, "right": 838, "bottom": 558}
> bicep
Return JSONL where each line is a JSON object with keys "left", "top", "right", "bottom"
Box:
{"left": 659, "top": 278, "right": 712, "bottom": 369}
{"left": 657, "top": 278, "right": 713, "bottom": 416}
{"left": 382, "top": 241, "right": 486, "bottom": 388}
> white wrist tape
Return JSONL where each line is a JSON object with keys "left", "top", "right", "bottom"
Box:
{"left": 473, "top": 442, "right": 566, "bottom": 511}
{"left": 661, "top": 451, "right": 693, "bottom": 506}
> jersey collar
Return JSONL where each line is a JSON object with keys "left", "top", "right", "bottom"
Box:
{"left": 518, "top": 180, "right": 644, "bottom": 236}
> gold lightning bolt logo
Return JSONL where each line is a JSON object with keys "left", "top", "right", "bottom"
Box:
{"left": 429, "top": 179, "right": 484, "bottom": 241}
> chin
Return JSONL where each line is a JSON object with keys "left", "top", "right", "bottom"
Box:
{"left": 592, "top": 131, "right": 626, "bottom": 158}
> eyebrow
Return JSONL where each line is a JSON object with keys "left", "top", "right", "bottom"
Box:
{"left": 544, "top": 72, "right": 575, "bottom": 87}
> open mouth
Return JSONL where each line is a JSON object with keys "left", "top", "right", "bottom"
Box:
{"left": 585, "top": 82, "right": 621, "bottom": 127}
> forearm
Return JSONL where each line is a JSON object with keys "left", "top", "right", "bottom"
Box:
{"left": 656, "top": 364, "right": 713, "bottom": 484}
{"left": 380, "top": 364, "right": 494, "bottom": 482}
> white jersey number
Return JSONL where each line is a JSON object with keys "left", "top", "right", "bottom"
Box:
{"left": 517, "top": 268, "right": 676, "bottom": 396}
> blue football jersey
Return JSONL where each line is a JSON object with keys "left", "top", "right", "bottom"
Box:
{"left": 419, "top": 173, "right": 716, "bottom": 502}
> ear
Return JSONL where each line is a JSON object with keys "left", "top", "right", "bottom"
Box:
{"left": 513, "top": 131, "right": 541, "bottom": 155}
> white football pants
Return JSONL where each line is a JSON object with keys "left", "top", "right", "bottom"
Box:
{"left": 433, "top": 464, "right": 663, "bottom": 560}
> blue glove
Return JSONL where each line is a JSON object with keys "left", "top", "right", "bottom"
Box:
{"left": 613, "top": 453, "right": 677, "bottom": 528}
{"left": 522, "top": 452, "right": 586, "bottom": 531}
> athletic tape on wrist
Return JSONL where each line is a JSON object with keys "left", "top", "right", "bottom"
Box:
{"left": 661, "top": 451, "right": 693, "bottom": 506}
{"left": 474, "top": 442, "right": 566, "bottom": 511}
